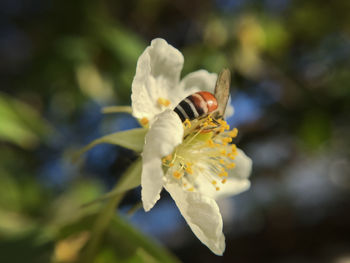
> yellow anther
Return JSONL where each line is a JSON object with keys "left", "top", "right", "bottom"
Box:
{"left": 220, "top": 149, "right": 227, "bottom": 155}
{"left": 221, "top": 179, "right": 227, "bottom": 184}
{"left": 222, "top": 137, "right": 232, "bottom": 143}
{"left": 219, "top": 127, "right": 226, "bottom": 133}
{"left": 207, "top": 139, "right": 215, "bottom": 147}
{"left": 227, "top": 153, "right": 236, "bottom": 160}
{"left": 185, "top": 166, "right": 193, "bottom": 174}
{"left": 169, "top": 163, "right": 174, "bottom": 167}
{"left": 219, "top": 171, "right": 228, "bottom": 177}
{"left": 229, "top": 128, "right": 238, "bottom": 138}
{"left": 164, "top": 154, "right": 172, "bottom": 160}
{"left": 231, "top": 144, "right": 237, "bottom": 152}
{"left": 226, "top": 162, "right": 236, "bottom": 169}
{"left": 225, "top": 124, "right": 230, "bottom": 130}
{"left": 219, "top": 159, "right": 225, "bottom": 164}
{"left": 215, "top": 187, "right": 220, "bottom": 191}
{"left": 140, "top": 117, "right": 149, "bottom": 126}
{"left": 188, "top": 187, "right": 194, "bottom": 192}
{"left": 203, "top": 121, "right": 209, "bottom": 127}
{"left": 212, "top": 180, "right": 217, "bottom": 185}
{"left": 183, "top": 119, "right": 191, "bottom": 128}
{"left": 173, "top": 171, "right": 182, "bottom": 179}
{"left": 183, "top": 183, "right": 187, "bottom": 187}
{"left": 157, "top": 97, "right": 171, "bottom": 107}
{"left": 217, "top": 119, "right": 225, "bottom": 125}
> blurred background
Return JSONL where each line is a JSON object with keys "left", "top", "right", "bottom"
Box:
{"left": 1, "top": 0, "right": 350, "bottom": 262}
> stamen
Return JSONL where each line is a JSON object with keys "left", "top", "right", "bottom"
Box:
{"left": 183, "top": 119, "right": 191, "bottom": 128}
{"left": 227, "top": 153, "right": 236, "bottom": 160}
{"left": 222, "top": 137, "right": 232, "bottom": 144}
{"left": 207, "top": 139, "right": 215, "bottom": 147}
{"left": 157, "top": 97, "right": 171, "bottom": 107}
{"left": 173, "top": 171, "right": 182, "bottom": 179}
{"left": 140, "top": 117, "right": 149, "bottom": 126}
{"left": 231, "top": 144, "right": 237, "bottom": 152}
{"left": 219, "top": 170, "right": 228, "bottom": 177}
{"left": 229, "top": 128, "right": 238, "bottom": 138}
{"left": 165, "top": 114, "right": 239, "bottom": 195}
{"left": 226, "top": 162, "right": 236, "bottom": 169}
{"left": 185, "top": 166, "right": 193, "bottom": 174}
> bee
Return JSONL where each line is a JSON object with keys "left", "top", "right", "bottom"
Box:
{"left": 174, "top": 68, "right": 231, "bottom": 122}
{"left": 174, "top": 91, "right": 218, "bottom": 122}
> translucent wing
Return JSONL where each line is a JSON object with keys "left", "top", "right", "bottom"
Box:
{"left": 213, "top": 68, "right": 231, "bottom": 119}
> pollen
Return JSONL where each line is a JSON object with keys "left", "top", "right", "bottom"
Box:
{"left": 226, "top": 162, "right": 236, "bottom": 169}
{"left": 222, "top": 137, "right": 232, "bottom": 144}
{"left": 157, "top": 97, "right": 171, "bottom": 107}
{"left": 163, "top": 154, "right": 172, "bottom": 161}
{"left": 140, "top": 117, "right": 149, "bottom": 126}
{"left": 227, "top": 153, "right": 236, "bottom": 160}
{"left": 173, "top": 171, "right": 182, "bottom": 179}
{"left": 231, "top": 144, "right": 237, "bottom": 152}
{"left": 185, "top": 166, "right": 193, "bottom": 174}
{"left": 207, "top": 139, "right": 215, "bottom": 147}
{"left": 183, "top": 119, "right": 191, "bottom": 128}
{"left": 165, "top": 114, "right": 238, "bottom": 196}
{"left": 219, "top": 170, "right": 228, "bottom": 177}
{"left": 220, "top": 149, "right": 227, "bottom": 155}
{"left": 229, "top": 128, "right": 238, "bottom": 138}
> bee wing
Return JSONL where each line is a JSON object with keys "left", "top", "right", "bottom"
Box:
{"left": 213, "top": 68, "right": 231, "bottom": 119}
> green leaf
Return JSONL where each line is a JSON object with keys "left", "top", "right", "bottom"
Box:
{"left": 59, "top": 212, "right": 180, "bottom": 263}
{"left": 82, "top": 159, "right": 142, "bottom": 208}
{"left": 108, "top": 215, "right": 180, "bottom": 263}
{"left": 0, "top": 93, "right": 52, "bottom": 149}
{"left": 78, "top": 159, "right": 143, "bottom": 263}
{"left": 74, "top": 128, "right": 147, "bottom": 161}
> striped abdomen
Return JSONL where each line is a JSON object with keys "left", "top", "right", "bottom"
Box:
{"left": 174, "top": 91, "right": 218, "bottom": 122}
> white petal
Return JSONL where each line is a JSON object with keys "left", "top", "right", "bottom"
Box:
{"left": 229, "top": 148, "right": 252, "bottom": 180}
{"left": 141, "top": 110, "right": 184, "bottom": 211}
{"left": 165, "top": 182, "right": 225, "bottom": 255}
{"left": 197, "top": 148, "right": 252, "bottom": 200}
{"left": 179, "top": 69, "right": 218, "bottom": 93}
{"left": 131, "top": 39, "right": 184, "bottom": 122}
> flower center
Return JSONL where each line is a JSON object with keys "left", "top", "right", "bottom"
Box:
{"left": 162, "top": 115, "right": 238, "bottom": 192}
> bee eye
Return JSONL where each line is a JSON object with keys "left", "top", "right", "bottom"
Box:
{"left": 174, "top": 92, "right": 218, "bottom": 122}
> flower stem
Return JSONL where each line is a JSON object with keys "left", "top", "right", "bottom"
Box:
{"left": 78, "top": 160, "right": 141, "bottom": 263}
{"left": 79, "top": 192, "right": 124, "bottom": 263}
{"left": 101, "top": 105, "right": 132, "bottom": 114}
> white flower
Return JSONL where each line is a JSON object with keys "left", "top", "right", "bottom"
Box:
{"left": 132, "top": 38, "right": 252, "bottom": 255}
